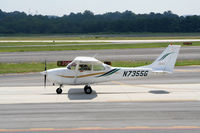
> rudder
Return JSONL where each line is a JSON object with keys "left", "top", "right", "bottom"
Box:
{"left": 148, "top": 45, "right": 181, "bottom": 73}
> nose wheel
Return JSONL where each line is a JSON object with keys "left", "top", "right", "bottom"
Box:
{"left": 56, "top": 84, "right": 63, "bottom": 94}
{"left": 84, "top": 85, "right": 92, "bottom": 94}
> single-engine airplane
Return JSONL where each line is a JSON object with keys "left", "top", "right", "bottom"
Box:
{"left": 41, "top": 45, "right": 180, "bottom": 94}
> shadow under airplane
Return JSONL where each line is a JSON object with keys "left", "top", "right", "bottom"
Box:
{"left": 149, "top": 90, "right": 170, "bottom": 94}
{"left": 68, "top": 88, "right": 97, "bottom": 100}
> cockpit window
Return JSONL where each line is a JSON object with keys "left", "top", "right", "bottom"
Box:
{"left": 79, "top": 64, "right": 92, "bottom": 71}
{"left": 67, "top": 63, "right": 76, "bottom": 70}
{"left": 93, "top": 64, "right": 105, "bottom": 71}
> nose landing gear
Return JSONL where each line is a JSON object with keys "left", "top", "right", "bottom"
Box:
{"left": 56, "top": 84, "right": 63, "bottom": 94}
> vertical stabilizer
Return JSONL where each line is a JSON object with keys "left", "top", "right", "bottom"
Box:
{"left": 148, "top": 45, "right": 181, "bottom": 73}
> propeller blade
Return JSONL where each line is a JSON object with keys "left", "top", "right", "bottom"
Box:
{"left": 44, "top": 74, "right": 46, "bottom": 88}
{"left": 45, "top": 60, "right": 47, "bottom": 71}
{"left": 44, "top": 60, "right": 47, "bottom": 88}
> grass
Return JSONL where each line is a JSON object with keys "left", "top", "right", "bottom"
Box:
{"left": 0, "top": 36, "right": 200, "bottom": 40}
{"left": 0, "top": 42, "right": 106, "bottom": 46}
{"left": 1, "top": 33, "right": 200, "bottom": 40}
{"left": 0, "top": 62, "right": 57, "bottom": 74}
{"left": 0, "top": 60, "right": 200, "bottom": 74}
{"left": 175, "top": 60, "right": 200, "bottom": 66}
{"left": 112, "top": 61, "right": 152, "bottom": 67}
{"left": 0, "top": 42, "right": 200, "bottom": 52}
{"left": 112, "top": 60, "right": 200, "bottom": 67}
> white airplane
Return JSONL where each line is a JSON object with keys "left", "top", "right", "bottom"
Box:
{"left": 41, "top": 45, "right": 180, "bottom": 94}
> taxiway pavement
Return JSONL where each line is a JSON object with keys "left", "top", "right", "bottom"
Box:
{"left": 0, "top": 84, "right": 200, "bottom": 104}
{"left": 0, "top": 102, "right": 200, "bottom": 133}
{"left": 0, "top": 66, "right": 199, "bottom": 104}
{"left": 0, "top": 46, "right": 200, "bottom": 63}
{"left": 0, "top": 65, "right": 200, "bottom": 133}
{"left": 1, "top": 66, "right": 199, "bottom": 87}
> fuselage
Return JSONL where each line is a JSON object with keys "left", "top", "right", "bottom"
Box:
{"left": 45, "top": 66, "right": 153, "bottom": 85}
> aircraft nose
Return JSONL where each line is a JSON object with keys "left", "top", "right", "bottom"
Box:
{"left": 40, "top": 71, "right": 47, "bottom": 75}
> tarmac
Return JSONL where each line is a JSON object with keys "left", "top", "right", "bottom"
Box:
{"left": 0, "top": 66, "right": 199, "bottom": 133}
{"left": 0, "top": 84, "right": 199, "bottom": 104}
{"left": 0, "top": 46, "right": 200, "bottom": 63}
{"left": 0, "top": 49, "right": 200, "bottom": 133}
{"left": 0, "top": 66, "right": 199, "bottom": 104}
{"left": 0, "top": 102, "right": 200, "bottom": 133}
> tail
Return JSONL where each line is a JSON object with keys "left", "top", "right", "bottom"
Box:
{"left": 147, "top": 45, "right": 181, "bottom": 73}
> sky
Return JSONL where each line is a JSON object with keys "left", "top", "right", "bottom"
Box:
{"left": 0, "top": 0, "right": 200, "bottom": 16}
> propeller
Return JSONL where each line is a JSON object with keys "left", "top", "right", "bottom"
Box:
{"left": 44, "top": 60, "right": 47, "bottom": 88}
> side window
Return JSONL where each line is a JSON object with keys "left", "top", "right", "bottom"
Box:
{"left": 93, "top": 64, "right": 105, "bottom": 71}
{"left": 79, "top": 64, "right": 92, "bottom": 71}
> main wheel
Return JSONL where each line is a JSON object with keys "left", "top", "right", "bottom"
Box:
{"left": 84, "top": 85, "right": 92, "bottom": 94}
{"left": 56, "top": 88, "right": 62, "bottom": 94}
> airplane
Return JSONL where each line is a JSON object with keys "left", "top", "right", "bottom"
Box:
{"left": 41, "top": 45, "right": 181, "bottom": 94}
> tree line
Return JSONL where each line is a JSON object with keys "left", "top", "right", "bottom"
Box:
{"left": 0, "top": 10, "right": 200, "bottom": 34}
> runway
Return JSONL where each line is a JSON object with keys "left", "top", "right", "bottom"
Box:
{"left": 1, "top": 83, "right": 200, "bottom": 104}
{"left": 0, "top": 66, "right": 200, "bottom": 104}
{"left": 1, "top": 66, "right": 199, "bottom": 87}
{"left": 0, "top": 102, "right": 200, "bottom": 133}
{"left": 0, "top": 46, "right": 200, "bottom": 63}
{"left": 0, "top": 65, "right": 200, "bottom": 132}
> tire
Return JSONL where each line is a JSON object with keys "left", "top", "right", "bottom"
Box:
{"left": 56, "top": 88, "right": 62, "bottom": 94}
{"left": 84, "top": 86, "right": 92, "bottom": 94}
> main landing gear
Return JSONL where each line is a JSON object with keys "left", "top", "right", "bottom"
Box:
{"left": 84, "top": 85, "right": 93, "bottom": 94}
{"left": 55, "top": 84, "right": 93, "bottom": 94}
{"left": 56, "top": 84, "right": 63, "bottom": 94}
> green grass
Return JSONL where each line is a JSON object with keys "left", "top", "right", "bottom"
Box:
{"left": 0, "top": 36, "right": 200, "bottom": 40}
{"left": 0, "top": 62, "right": 57, "bottom": 74}
{"left": 175, "top": 60, "right": 200, "bottom": 66}
{"left": 0, "top": 42, "right": 200, "bottom": 52}
{"left": 0, "top": 42, "right": 106, "bottom": 46}
{"left": 112, "top": 60, "right": 200, "bottom": 67}
{"left": 0, "top": 60, "right": 200, "bottom": 74}
{"left": 1, "top": 33, "right": 200, "bottom": 40}
{"left": 112, "top": 61, "right": 152, "bottom": 67}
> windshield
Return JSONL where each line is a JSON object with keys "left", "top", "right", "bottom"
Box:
{"left": 67, "top": 63, "right": 77, "bottom": 70}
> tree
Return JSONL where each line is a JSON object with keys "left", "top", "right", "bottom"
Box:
{"left": 0, "top": 10, "right": 200, "bottom": 34}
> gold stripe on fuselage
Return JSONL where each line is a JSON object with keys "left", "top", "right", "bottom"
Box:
{"left": 58, "top": 75, "right": 75, "bottom": 78}
{"left": 58, "top": 72, "right": 105, "bottom": 78}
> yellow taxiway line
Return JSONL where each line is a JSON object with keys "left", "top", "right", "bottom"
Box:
{"left": 0, "top": 126, "right": 200, "bottom": 132}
